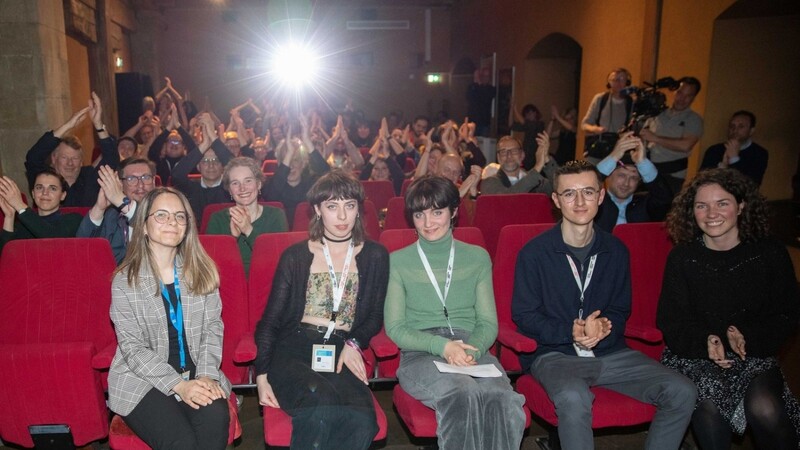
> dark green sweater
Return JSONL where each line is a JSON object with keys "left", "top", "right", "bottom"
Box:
{"left": 0, "top": 209, "right": 82, "bottom": 254}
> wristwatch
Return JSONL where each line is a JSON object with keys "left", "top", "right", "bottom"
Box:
{"left": 118, "top": 196, "right": 131, "bottom": 210}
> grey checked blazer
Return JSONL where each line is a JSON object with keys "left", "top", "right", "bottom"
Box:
{"left": 108, "top": 260, "right": 231, "bottom": 416}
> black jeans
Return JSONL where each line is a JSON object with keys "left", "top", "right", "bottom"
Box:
{"left": 124, "top": 387, "right": 229, "bottom": 450}
{"left": 268, "top": 327, "right": 378, "bottom": 450}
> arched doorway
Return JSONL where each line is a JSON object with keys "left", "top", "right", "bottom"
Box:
{"left": 522, "top": 33, "right": 582, "bottom": 127}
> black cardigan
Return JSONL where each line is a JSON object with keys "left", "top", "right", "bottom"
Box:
{"left": 254, "top": 239, "right": 389, "bottom": 375}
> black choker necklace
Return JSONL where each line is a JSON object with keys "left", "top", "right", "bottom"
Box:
{"left": 323, "top": 234, "right": 352, "bottom": 243}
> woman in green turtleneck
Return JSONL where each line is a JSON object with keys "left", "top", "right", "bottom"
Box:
{"left": 384, "top": 175, "right": 525, "bottom": 450}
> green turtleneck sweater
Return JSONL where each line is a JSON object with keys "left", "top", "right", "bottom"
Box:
{"left": 384, "top": 230, "right": 498, "bottom": 359}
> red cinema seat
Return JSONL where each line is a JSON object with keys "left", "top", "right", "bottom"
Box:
{"left": 109, "top": 394, "right": 242, "bottom": 449}
{"left": 613, "top": 222, "right": 672, "bottom": 359}
{"left": 383, "top": 197, "right": 410, "bottom": 230}
{"left": 198, "top": 235, "right": 250, "bottom": 386}
{"left": 360, "top": 179, "right": 395, "bottom": 211}
{"left": 472, "top": 193, "right": 554, "bottom": 260}
{"left": 292, "top": 200, "right": 381, "bottom": 240}
{"left": 261, "top": 159, "right": 278, "bottom": 173}
{"left": 200, "top": 201, "right": 284, "bottom": 234}
{"left": 0, "top": 238, "right": 116, "bottom": 448}
{"left": 491, "top": 224, "right": 552, "bottom": 372}
{"left": 58, "top": 206, "right": 91, "bottom": 216}
{"left": 400, "top": 178, "right": 413, "bottom": 197}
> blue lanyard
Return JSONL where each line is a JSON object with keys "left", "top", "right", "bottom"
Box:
{"left": 161, "top": 265, "right": 186, "bottom": 371}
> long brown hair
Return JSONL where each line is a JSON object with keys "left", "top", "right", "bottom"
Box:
{"left": 115, "top": 187, "right": 219, "bottom": 295}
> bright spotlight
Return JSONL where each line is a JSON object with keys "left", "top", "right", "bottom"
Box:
{"left": 271, "top": 43, "right": 319, "bottom": 88}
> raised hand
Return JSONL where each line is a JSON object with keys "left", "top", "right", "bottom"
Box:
{"left": 54, "top": 106, "right": 91, "bottom": 138}
{"left": 0, "top": 176, "right": 27, "bottom": 211}
{"left": 88, "top": 91, "right": 104, "bottom": 130}
{"left": 97, "top": 165, "right": 125, "bottom": 208}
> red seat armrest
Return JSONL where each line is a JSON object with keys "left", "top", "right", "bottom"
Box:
{"left": 369, "top": 331, "right": 399, "bottom": 358}
{"left": 496, "top": 327, "right": 538, "bottom": 353}
{"left": 234, "top": 333, "right": 256, "bottom": 363}
{"left": 92, "top": 343, "right": 117, "bottom": 369}
{"left": 624, "top": 325, "right": 663, "bottom": 344}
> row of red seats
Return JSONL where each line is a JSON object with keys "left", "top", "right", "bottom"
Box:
{"left": 0, "top": 221, "right": 672, "bottom": 447}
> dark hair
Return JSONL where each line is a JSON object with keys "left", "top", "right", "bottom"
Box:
{"left": 413, "top": 115, "right": 430, "bottom": 125}
{"left": 678, "top": 76, "right": 702, "bottom": 95}
{"left": 667, "top": 168, "right": 768, "bottom": 245}
{"left": 732, "top": 110, "right": 756, "bottom": 128}
{"left": 307, "top": 170, "right": 366, "bottom": 245}
{"left": 404, "top": 175, "right": 460, "bottom": 225}
{"left": 118, "top": 157, "right": 155, "bottom": 176}
{"left": 552, "top": 160, "right": 602, "bottom": 191}
{"left": 521, "top": 104, "right": 541, "bottom": 121}
{"left": 34, "top": 168, "right": 69, "bottom": 192}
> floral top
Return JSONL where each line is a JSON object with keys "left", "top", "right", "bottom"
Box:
{"left": 304, "top": 272, "right": 359, "bottom": 328}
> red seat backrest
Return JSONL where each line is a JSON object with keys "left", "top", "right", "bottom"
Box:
{"left": 473, "top": 194, "right": 555, "bottom": 260}
{"left": 360, "top": 180, "right": 395, "bottom": 211}
{"left": 198, "top": 235, "right": 250, "bottom": 385}
{"left": 383, "top": 197, "right": 410, "bottom": 230}
{"left": 613, "top": 222, "right": 672, "bottom": 358}
{"left": 400, "top": 178, "right": 413, "bottom": 197}
{"left": 261, "top": 159, "right": 278, "bottom": 173}
{"left": 247, "top": 232, "right": 309, "bottom": 331}
{"left": 59, "top": 206, "right": 91, "bottom": 216}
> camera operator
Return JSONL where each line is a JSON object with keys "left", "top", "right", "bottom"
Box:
{"left": 639, "top": 77, "right": 704, "bottom": 195}
{"left": 581, "top": 68, "right": 634, "bottom": 163}
{"left": 595, "top": 132, "right": 673, "bottom": 232}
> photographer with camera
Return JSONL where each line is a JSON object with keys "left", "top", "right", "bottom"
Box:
{"left": 595, "top": 132, "right": 673, "bottom": 232}
{"left": 581, "top": 68, "right": 634, "bottom": 163}
{"left": 639, "top": 77, "right": 704, "bottom": 195}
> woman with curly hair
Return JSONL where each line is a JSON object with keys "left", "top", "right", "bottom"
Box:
{"left": 657, "top": 168, "right": 800, "bottom": 449}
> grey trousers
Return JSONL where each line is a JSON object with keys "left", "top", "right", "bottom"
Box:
{"left": 397, "top": 329, "right": 526, "bottom": 450}
{"left": 531, "top": 348, "right": 697, "bottom": 450}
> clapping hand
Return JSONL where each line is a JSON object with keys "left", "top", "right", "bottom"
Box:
{"left": 726, "top": 325, "right": 746, "bottom": 361}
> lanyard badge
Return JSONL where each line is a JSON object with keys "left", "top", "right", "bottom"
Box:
{"left": 566, "top": 254, "right": 598, "bottom": 357}
{"left": 417, "top": 240, "right": 455, "bottom": 336}
{"left": 321, "top": 238, "right": 355, "bottom": 342}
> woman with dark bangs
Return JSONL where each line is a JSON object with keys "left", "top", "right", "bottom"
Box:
{"left": 384, "top": 175, "right": 526, "bottom": 449}
{"left": 254, "top": 171, "right": 389, "bottom": 450}
{"left": 657, "top": 168, "right": 800, "bottom": 449}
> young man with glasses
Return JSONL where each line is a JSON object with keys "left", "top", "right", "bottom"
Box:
{"left": 511, "top": 160, "right": 696, "bottom": 450}
{"left": 481, "top": 134, "right": 557, "bottom": 195}
{"left": 77, "top": 158, "right": 156, "bottom": 264}
{"left": 170, "top": 113, "right": 234, "bottom": 223}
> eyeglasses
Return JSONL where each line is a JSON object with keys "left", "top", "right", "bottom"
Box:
{"left": 497, "top": 148, "right": 521, "bottom": 158}
{"left": 200, "top": 158, "right": 220, "bottom": 165}
{"left": 148, "top": 209, "right": 189, "bottom": 225}
{"left": 556, "top": 187, "right": 600, "bottom": 203}
{"left": 120, "top": 174, "right": 155, "bottom": 186}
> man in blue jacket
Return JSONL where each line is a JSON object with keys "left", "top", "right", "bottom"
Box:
{"left": 511, "top": 160, "right": 696, "bottom": 450}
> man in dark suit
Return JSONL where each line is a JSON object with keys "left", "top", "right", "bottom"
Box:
{"left": 700, "top": 110, "right": 768, "bottom": 186}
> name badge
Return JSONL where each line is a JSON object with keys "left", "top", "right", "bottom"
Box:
{"left": 573, "top": 343, "right": 596, "bottom": 358}
{"left": 180, "top": 370, "right": 191, "bottom": 381}
{"left": 311, "top": 344, "right": 336, "bottom": 372}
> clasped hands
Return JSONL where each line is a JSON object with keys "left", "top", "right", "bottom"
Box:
{"left": 572, "top": 310, "right": 612, "bottom": 350}
{"left": 173, "top": 376, "right": 225, "bottom": 410}
{"left": 443, "top": 339, "right": 478, "bottom": 366}
{"left": 707, "top": 325, "right": 746, "bottom": 369}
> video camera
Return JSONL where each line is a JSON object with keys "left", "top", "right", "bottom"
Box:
{"left": 622, "top": 76, "right": 681, "bottom": 135}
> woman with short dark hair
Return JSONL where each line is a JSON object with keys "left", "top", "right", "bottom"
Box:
{"left": 384, "top": 175, "right": 526, "bottom": 449}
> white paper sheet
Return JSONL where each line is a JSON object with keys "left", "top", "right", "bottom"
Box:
{"left": 433, "top": 360, "right": 503, "bottom": 378}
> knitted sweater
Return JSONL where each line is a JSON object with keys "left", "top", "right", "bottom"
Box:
{"left": 657, "top": 238, "right": 799, "bottom": 359}
{"left": 385, "top": 230, "right": 498, "bottom": 359}
{"left": 205, "top": 205, "right": 288, "bottom": 274}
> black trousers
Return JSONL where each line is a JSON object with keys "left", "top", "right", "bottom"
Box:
{"left": 124, "top": 387, "right": 229, "bottom": 450}
{"left": 268, "top": 327, "right": 378, "bottom": 450}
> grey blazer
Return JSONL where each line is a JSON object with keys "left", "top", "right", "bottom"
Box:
{"left": 108, "top": 260, "right": 231, "bottom": 416}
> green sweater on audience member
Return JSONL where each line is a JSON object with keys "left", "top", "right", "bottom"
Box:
{"left": 205, "top": 205, "right": 288, "bottom": 275}
{"left": 384, "top": 229, "right": 498, "bottom": 360}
